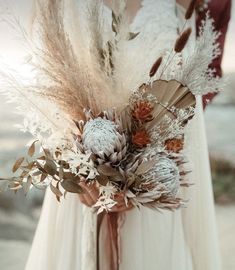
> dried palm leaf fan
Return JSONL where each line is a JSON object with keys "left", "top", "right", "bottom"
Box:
{"left": 142, "top": 25, "right": 196, "bottom": 129}
{"left": 144, "top": 80, "right": 196, "bottom": 125}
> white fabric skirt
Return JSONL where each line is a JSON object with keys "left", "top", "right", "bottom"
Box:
{"left": 25, "top": 98, "right": 221, "bottom": 270}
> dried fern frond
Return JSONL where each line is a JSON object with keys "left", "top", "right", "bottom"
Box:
{"left": 180, "top": 13, "right": 222, "bottom": 95}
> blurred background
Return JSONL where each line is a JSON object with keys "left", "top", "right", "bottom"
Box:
{"left": 0, "top": 1, "right": 234, "bottom": 269}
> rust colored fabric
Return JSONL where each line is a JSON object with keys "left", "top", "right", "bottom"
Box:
{"left": 196, "top": 0, "right": 232, "bottom": 109}
{"left": 97, "top": 213, "right": 120, "bottom": 270}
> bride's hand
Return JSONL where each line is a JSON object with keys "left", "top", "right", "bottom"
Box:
{"left": 79, "top": 181, "right": 133, "bottom": 212}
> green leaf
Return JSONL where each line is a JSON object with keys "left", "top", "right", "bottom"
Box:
{"left": 24, "top": 175, "right": 32, "bottom": 195}
{"left": 59, "top": 164, "right": 63, "bottom": 180}
{"left": 44, "top": 160, "right": 57, "bottom": 176}
{"left": 96, "top": 175, "right": 109, "bottom": 186}
{"left": 43, "top": 148, "right": 53, "bottom": 160}
{"left": 61, "top": 180, "right": 83, "bottom": 194}
{"left": 28, "top": 140, "right": 38, "bottom": 157}
{"left": 12, "top": 157, "right": 24, "bottom": 173}
{"left": 40, "top": 173, "right": 47, "bottom": 182}
{"left": 50, "top": 183, "right": 63, "bottom": 197}
{"left": 97, "top": 165, "right": 121, "bottom": 177}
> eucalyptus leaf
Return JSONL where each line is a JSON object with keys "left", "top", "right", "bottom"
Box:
{"left": 97, "top": 165, "right": 120, "bottom": 177}
{"left": 28, "top": 140, "right": 38, "bottom": 157}
{"left": 44, "top": 160, "right": 57, "bottom": 176}
{"left": 50, "top": 183, "right": 63, "bottom": 197}
{"left": 61, "top": 180, "right": 83, "bottom": 194}
{"left": 96, "top": 175, "right": 109, "bottom": 186}
{"left": 12, "top": 157, "right": 24, "bottom": 173}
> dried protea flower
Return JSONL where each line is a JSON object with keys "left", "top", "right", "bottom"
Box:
{"left": 132, "top": 130, "right": 151, "bottom": 148}
{"left": 141, "top": 157, "right": 180, "bottom": 197}
{"left": 132, "top": 100, "right": 154, "bottom": 122}
{"left": 174, "top": 28, "right": 192, "bottom": 53}
{"left": 82, "top": 117, "right": 127, "bottom": 165}
{"left": 165, "top": 138, "right": 184, "bottom": 153}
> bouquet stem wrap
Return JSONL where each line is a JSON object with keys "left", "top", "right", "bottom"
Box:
{"left": 97, "top": 212, "right": 124, "bottom": 270}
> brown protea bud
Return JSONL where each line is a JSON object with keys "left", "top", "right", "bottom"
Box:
{"left": 185, "top": 0, "right": 197, "bottom": 20}
{"left": 132, "top": 130, "right": 151, "bottom": 148}
{"left": 174, "top": 28, "right": 192, "bottom": 53}
{"left": 165, "top": 138, "right": 184, "bottom": 153}
{"left": 132, "top": 100, "right": 154, "bottom": 122}
{"left": 149, "top": 57, "right": 163, "bottom": 77}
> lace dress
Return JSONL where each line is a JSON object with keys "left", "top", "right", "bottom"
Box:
{"left": 25, "top": 1, "right": 221, "bottom": 270}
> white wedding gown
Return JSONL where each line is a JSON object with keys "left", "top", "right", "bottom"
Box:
{"left": 25, "top": 1, "right": 221, "bottom": 270}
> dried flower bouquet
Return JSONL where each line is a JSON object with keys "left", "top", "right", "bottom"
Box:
{"left": 0, "top": 0, "right": 221, "bottom": 214}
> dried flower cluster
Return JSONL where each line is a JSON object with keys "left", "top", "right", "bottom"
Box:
{"left": 0, "top": 0, "right": 221, "bottom": 214}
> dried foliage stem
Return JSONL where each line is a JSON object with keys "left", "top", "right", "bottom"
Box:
{"left": 159, "top": 0, "right": 196, "bottom": 79}
{"left": 160, "top": 27, "right": 192, "bottom": 79}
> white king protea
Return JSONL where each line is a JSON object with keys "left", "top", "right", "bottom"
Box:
{"left": 143, "top": 157, "right": 180, "bottom": 197}
{"left": 82, "top": 117, "right": 128, "bottom": 165}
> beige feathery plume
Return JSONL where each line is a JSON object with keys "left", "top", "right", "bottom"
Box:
{"left": 31, "top": 0, "right": 113, "bottom": 120}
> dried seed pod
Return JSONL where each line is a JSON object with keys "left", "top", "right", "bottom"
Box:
{"left": 165, "top": 138, "right": 184, "bottom": 153}
{"left": 174, "top": 28, "right": 192, "bottom": 53}
{"left": 132, "top": 129, "right": 151, "bottom": 148}
{"left": 185, "top": 0, "right": 197, "bottom": 20}
{"left": 149, "top": 57, "right": 163, "bottom": 77}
